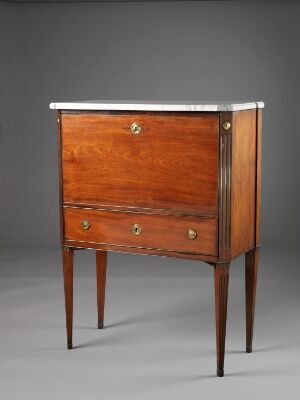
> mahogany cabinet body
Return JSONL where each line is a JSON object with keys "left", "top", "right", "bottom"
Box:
{"left": 57, "top": 108, "right": 262, "bottom": 377}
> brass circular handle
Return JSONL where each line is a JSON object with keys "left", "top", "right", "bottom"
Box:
{"left": 131, "top": 122, "right": 142, "bottom": 135}
{"left": 222, "top": 121, "right": 231, "bottom": 130}
{"left": 132, "top": 223, "right": 142, "bottom": 236}
{"left": 187, "top": 228, "right": 197, "bottom": 240}
{"left": 81, "top": 219, "right": 91, "bottom": 230}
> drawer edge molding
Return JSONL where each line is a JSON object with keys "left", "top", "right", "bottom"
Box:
{"left": 64, "top": 240, "right": 218, "bottom": 263}
{"left": 64, "top": 239, "right": 216, "bottom": 257}
{"left": 63, "top": 203, "right": 218, "bottom": 219}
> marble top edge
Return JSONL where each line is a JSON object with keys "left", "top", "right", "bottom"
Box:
{"left": 49, "top": 100, "right": 264, "bottom": 112}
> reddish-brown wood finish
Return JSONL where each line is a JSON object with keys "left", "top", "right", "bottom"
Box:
{"left": 245, "top": 247, "right": 259, "bottom": 353}
{"left": 230, "top": 110, "right": 257, "bottom": 258}
{"left": 57, "top": 108, "right": 262, "bottom": 377}
{"left": 219, "top": 110, "right": 258, "bottom": 261}
{"left": 61, "top": 112, "right": 219, "bottom": 216}
{"left": 219, "top": 112, "right": 233, "bottom": 261}
{"left": 255, "top": 109, "right": 262, "bottom": 246}
{"left": 63, "top": 207, "right": 218, "bottom": 256}
{"left": 57, "top": 111, "right": 64, "bottom": 245}
{"left": 96, "top": 250, "right": 107, "bottom": 329}
{"left": 62, "top": 246, "right": 74, "bottom": 349}
{"left": 65, "top": 240, "right": 218, "bottom": 263}
{"left": 214, "top": 263, "right": 230, "bottom": 377}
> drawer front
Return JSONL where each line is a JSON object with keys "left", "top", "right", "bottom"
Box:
{"left": 61, "top": 112, "right": 219, "bottom": 216}
{"left": 64, "top": 208, "right": 218, "bottom": 256}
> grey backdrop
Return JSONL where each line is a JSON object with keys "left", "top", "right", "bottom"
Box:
{"left": 0, "top": 2, "right": 300, "bottom": 399}
{"left": 0, "top": 0, "right": 299, "bottom": 251}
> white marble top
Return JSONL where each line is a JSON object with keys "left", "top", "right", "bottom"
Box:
{"left": 49, "top": 100, "right": 264, "bottom": 112}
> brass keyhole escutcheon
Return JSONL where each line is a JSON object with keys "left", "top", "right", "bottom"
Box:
{"left": 187, "top": 228, "right": 197, "bottom": 240}
{"left": 222, "top": 121, "right": 231, "bottom": 130}
{"left": 81, "top": 219, "right": 91, "bottom": 230}
{"left": 132, "top": 223, "right": 142, "bottom": 236}
{"left": 131, "top": 122, "right": 142, "bottom": 135}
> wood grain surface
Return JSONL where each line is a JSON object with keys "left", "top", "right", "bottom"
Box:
{"left": 255, "top": 109, "right": 262, "bottom": 246}
{"left": 230, "top": 109, "right": 257, "bottom": 258}
{"left": 64, "top": 207, "right": 218, "bottom": 256}
{"left": 61, "top": 112, "right": 219, "bottom": 216}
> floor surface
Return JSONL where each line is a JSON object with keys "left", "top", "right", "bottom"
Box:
{"left": 0, "top": 248, "right": 299, "bottom": 400}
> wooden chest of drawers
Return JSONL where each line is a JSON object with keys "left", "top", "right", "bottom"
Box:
{"left": 50, "top": 100, "right": 263, "bottom": 377}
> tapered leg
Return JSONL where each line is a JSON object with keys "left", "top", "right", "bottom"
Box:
{"left": 214, "top": 263, "right": 230, "bottom": 377}
{"left": 245, "top": 247, "right": 259, "bottom": 353}
{"left": 62, "top": 246, "right": 74, "bottom": 349}
{"left": 96, "top": 250, "right": 107, "bottom": 329}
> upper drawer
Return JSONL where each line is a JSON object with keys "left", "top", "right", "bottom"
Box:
{"left": 61, "top": 112, "right": 219, "bottom": 216}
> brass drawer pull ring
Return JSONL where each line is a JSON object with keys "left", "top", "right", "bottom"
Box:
{"left": 132, "top": 223, "right": 142, "bottom": 235}
{"left": 222, "top": 121, "right": 231, "bottom": 130}
{"left": 81, "top": 219, "right": 91, "bottom": 230}
{"left": 187, "top": 228, "right": 197, "bottom": 240}
{"left": 131, "top": 122, "right": 142, "bottom": 135}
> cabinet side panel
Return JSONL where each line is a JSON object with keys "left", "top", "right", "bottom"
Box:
{"left": 57, "top": 111, "right": 64, "bottom": 245}
{"left": 230, "top": 110, "right": 256, "bottom": 257}
{"left": 255, "top": 109, "right": 262, "bottom": 246}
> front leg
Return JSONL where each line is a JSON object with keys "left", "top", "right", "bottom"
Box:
{"left": 214, "top": 262, "right": 230, "bottom": 377}
{"left": 245, "top": 247, "right": 259, "bottom": 353}
{"left": 96, "top": 250, "right": 107, "bottom": 329}
{"left": 62, "top": 246, "right": 74, "bottom": 349}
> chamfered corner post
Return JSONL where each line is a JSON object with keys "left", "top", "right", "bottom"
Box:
{"left": 62, "top": 246, "right": 74, "bottom": 349}
{"left": 214, "top": 262, "right": 230, "bottom": 377}
{"left": 245, "top": 246, "right": 259, "bottom": 353}
{"left": 96, "top": 250, "right": 107, "bottom": 329}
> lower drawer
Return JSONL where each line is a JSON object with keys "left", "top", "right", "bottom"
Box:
{"left": 64, "top": 208, "right": 218, "bottom": 256}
